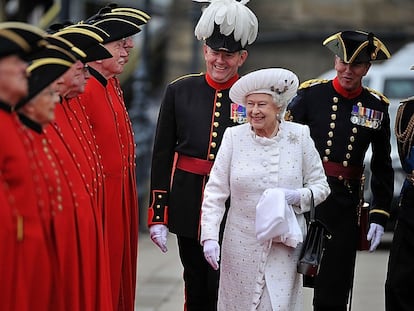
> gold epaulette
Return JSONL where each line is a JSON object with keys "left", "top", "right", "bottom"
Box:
{"left": 400, "top": 95, "right": 414, "bottom": 104}
{"left": 298, "top": 79, "right": 329, "bottom": 90}
{"left": 284, "top": 110, "right": 293, "bottom": 121}
{"left": 170, "top": 72, "right": 204, "bottom": 85}
{"left": 365, "top": 87, "right": 390, "bottom": 105}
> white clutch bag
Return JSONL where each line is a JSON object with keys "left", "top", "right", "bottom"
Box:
{"left": 256, "top": 188, "right": 303, "bottom": 247}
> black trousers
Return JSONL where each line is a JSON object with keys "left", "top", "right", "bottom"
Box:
{"left": 385, "top": 187, "right": 414, "bottom": 311}
{"left": 177, "top": 235, "right": 219, "bottom": 311}
{"left": 312, "top": 180, "right": 359, "bottom": 311}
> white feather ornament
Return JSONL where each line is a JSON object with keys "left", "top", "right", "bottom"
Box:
{"left": 194, "top": 0, "right": 258, "bottom": 47}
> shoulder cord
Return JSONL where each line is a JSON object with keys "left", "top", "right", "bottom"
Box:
{"left": 395, "top": 103, "right": 414, "bottom": 160}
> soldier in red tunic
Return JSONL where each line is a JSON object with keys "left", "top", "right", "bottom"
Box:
{"left": 0, "top": 22, "right": 61, "bottom": 311}
{"left": 78, "top": 8, "right": 150, "bottom": 311}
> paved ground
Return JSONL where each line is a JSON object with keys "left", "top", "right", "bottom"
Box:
{"left": 135, "top": 232, "right": 392, "bottom": 311}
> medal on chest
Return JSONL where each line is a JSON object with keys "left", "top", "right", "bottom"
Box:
{"left": 351, "top": 104, "right": 383, "bottom": 129}
{"left": 230, "top": 103, "right": 247, "bottom": 124}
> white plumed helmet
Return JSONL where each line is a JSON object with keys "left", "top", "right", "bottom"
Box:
{"left": 193, "top": 0, "right": 258, "bottom": 52}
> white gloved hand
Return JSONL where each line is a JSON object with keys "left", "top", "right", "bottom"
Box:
{"left": 367, "top": 223, "right": 384, "bottom": 252}
{"left": 280, "top": 188, "right": 301, "bottom": 206}
{"left": 203, "top": 239, "right": 220, "bottom": 270}
{"left": 149, "top": 224, "right": 168, "bottom": 253}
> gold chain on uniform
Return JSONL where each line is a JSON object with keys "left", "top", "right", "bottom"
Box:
{"left": 395, "top": 102, "right": 414, "bottom": 160}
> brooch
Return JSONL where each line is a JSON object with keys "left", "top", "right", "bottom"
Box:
{"left": 287, "top": 132, "right": 299, "bottom": 144}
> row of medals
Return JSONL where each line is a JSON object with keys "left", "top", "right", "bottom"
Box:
{"left": 350, "top": 104, "right": 383, "bottom": 129}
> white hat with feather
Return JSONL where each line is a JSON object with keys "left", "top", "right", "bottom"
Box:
{"left": 194, "top": 0, "right": 258, "bottom": 52}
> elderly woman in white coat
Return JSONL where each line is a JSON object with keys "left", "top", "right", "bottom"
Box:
{"left": 200, "top": 68, "right": 330, "bottom": 311}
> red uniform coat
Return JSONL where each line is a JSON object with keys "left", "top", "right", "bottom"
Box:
{"left": 18, "top": 113, "right": 112, "bottom": 311}
{"left": 78, "top": 70, "right": 138, "bottom": 311}
{"left": 55, "top": 98, "right": 105, "bottom": 210}
{"left": 17, "top": 114, "right": 81, "bottom": 311}
{"left": 48, "top": 101, "right": 113, "bottom": 310}
{"left": 0, "top": 106, "right": 58, "bottom": 311}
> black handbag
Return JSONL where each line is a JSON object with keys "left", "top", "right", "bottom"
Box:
{"left": 297, "top": 190, "right": 332, "bottom": 281}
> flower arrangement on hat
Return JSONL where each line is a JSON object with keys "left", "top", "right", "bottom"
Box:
{"left": 230, "top": 68, "right": 299, "bottom": 111}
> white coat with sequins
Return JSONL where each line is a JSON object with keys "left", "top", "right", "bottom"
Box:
{"left": 201, "top": 121, "right": 330, "bottom": 311}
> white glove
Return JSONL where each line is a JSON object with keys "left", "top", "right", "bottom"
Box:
{"left": 280, "top": 188, "right": 301, "bottom": 206}
{"left": 203, "top": 239, "right": 220, "bottom": 270}
{"left": 149, "top": 224, "right": 168, "bottom": 253}
{"left": 367, "top": 223, "right": 384, "bottom": 252}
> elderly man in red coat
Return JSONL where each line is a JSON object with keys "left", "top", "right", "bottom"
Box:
{"left": 78, "top": 7, "right": 150, "bottom": 311}
{"left": 41, "top": 27, "right": 115, "bottom": 311}
{"left": 16, "top": 39, "right": 109, "bottom": 310}
{"left": 0, "top": 22, "right": 61, "bottom": 311}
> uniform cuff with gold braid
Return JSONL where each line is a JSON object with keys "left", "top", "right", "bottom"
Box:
{"left": 148, "top": 190, "right": 168, "bottom": 225}
{"left": 369, "top": 208, "right": 390, "bottom": 228}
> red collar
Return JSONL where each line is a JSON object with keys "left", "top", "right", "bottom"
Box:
{"left": 205, "top": 73, "right": 239, "bottom": 90}
{"left": 332, "top": 77, "right": 363, "bottom": 99}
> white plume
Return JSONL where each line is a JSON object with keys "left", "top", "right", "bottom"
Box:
{"left": 194, "top": 0, "right": 258, "bottom": 47}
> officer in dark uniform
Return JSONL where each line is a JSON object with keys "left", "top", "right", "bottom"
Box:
{"left": 147, "top": 1, "right": 258, "bottom": 310}
{"left": 286, "top": 30, "right": 394, "bottom": 311}
{"left": 386, "top": 70, "right": 414, "bottom": 311}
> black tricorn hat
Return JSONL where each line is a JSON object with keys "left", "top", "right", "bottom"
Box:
{"left": 86, "top": 3, "right": 150, "bottom": 24}
{"left": 43, "top": 35, "right": 87, "bottom": 60}
{"left": 89, "top": 17, "right": 142, "bottom": 43}
{"left": 85, "top": 8, "right": 146, "bottom": 44}
{"left": 52, "top": 26, "right": 112, "bottom": 62}
{"left": 0, "top": 22, "right": 47, "bottom": 59}
{"left": 100, "top": 11, "right": 148, "bottom": 27}
{"left": 47, "top": 21, "right": 74, "bottom": 34}
{"left": 16, "top": 48, "right": 76, "bottom": 109}
{"left": 323, "top": 30, "right": 391, "bottom": 63}
{"left": 48, "top": 21, "right": 110, "bottom": 40}
{"left": 111, "top": 7, "right": 150, "bottom": 22}
{"left": 100, "top": 2, "right": 150, "bottom": 20}
{"left": 66, "top": 23, "right": 110, "bottom": 41}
